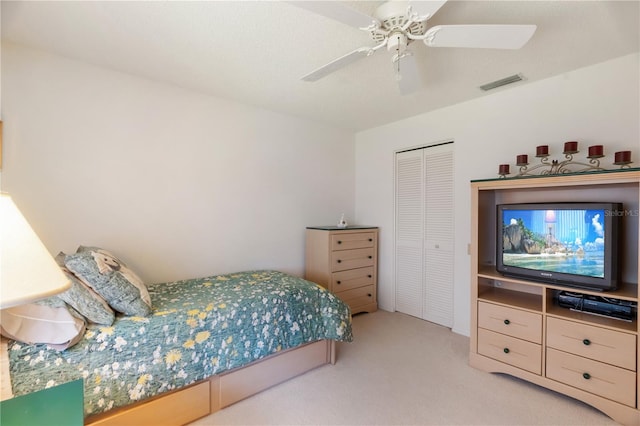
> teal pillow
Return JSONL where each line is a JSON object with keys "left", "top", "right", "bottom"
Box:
{"left": 64, "top": 247, "right": 152, "bottom": 317}
{"left": 54, "top": 253, "right": 115, "bottom": 325}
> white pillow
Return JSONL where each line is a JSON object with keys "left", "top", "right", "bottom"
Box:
{"left": 0, "top": 304, "right": 85, "bottom": 350}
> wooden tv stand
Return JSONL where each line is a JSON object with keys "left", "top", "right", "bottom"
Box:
{"left": 469, "top": 169, "right": 640, "bottom": 425}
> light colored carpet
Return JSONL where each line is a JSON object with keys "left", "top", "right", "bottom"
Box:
{"left": 190, "top": 310, "right": 618, "bottom": 425}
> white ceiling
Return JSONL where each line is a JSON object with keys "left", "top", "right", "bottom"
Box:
{"left": 2, "top": 1, "right": 639, "bottom": 131}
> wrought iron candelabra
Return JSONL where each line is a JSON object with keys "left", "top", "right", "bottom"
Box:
{"left": 498, "top": 142, "right": 633, "bottom": 178}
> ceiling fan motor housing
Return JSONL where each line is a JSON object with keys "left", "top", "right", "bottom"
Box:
{"left": 372, "top": 1, "right": 427, "bottom": 46}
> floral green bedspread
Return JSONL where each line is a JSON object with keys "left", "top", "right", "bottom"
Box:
{"left": 8, "top": 270, "right": 352, "bottom": 417}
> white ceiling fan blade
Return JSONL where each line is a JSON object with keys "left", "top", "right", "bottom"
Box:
{"left": 409, "top": 0, "right": 448, "bottom": 20}
{"left": 396, "top": 53, "right": 423, "bottom": 95}
{"left": 288, "top": 1, "right": 377, "bottom": 29}
{"left": 301, "top": 47, "right": 371, "bottom": 82}
{"left": 424, "top": 25, "right": 537, "bottom": 49}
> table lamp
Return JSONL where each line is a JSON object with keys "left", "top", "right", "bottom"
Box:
{"left": 0, "top": 194, "right": 70, "bottom": 309}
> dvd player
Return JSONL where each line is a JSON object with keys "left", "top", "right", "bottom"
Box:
{"left": 557, "top": 291, "right": 636, "bottom": 321}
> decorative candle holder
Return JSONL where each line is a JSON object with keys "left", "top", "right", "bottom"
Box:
{"left": 498, "top": 164, "right": 510, "bottom": 178}
{"left": 588, "top": 145, "right": 604, "bottom": 159}
{"left": 536, "top": 145, "right": 549, "bottom": 157}
{"left": 614, "top": 151, "right": 632, "bottom": 168}
{"left": 563, "top": 141, "right": 578, "bottom": 154}
{"left": 498, "top": 141, "right": 614, "bottom": 178}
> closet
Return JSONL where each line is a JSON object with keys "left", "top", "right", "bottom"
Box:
{"left": 395, "top": 142, "right": 454, "bottom": 327}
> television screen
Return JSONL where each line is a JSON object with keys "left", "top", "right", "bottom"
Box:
{"left": 496, "top": 202, "right": 621, "bottom": 291}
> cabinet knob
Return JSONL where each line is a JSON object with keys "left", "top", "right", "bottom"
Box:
{"left": 368, "top": 238, "right": 373, "bottom": 242}
{"left": 583, "top": 372, "right": 591, "bottom": 380}
{"left": 503, "top": 348, "right": 510, "bottom": 354}
{"left": 367, "top": 293, "right": 372, "bottom": 297}
{"left": 368, "top": 275, "right": 372, "bottom": 278}
{"left": 503, "top": 319, "right": 510, "bottom": 325}
{"left": 337, "top": 259, "right": 342, "bottom": 263}
{"left": 582, "top": 339, "right": 591, "bottom": 346}
{"left": 368, "top": 255, "right": 372, "bottom": 259}
{"left": 336, "top": 281, "right": 341, "bottom": 285}
{"left": 337, "top": 240, "right": 342, "bottom": 244}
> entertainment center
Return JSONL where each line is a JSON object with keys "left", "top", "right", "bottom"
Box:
{"left": 469, "top": 168, "right": 640, "bottom": 425}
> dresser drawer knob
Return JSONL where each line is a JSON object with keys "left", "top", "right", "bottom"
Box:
{"left": 582, "top": 339, "right": 591, "bottom": 346}
{"left": 503, "top": 319, "right": 510, "bottom": 325}
{"left": 337, "top": 240, "right": 342, "bottom": 244}
{"left": 367, "top": 293, "right": 372, "bottom": 297}
{"left": 337, "top": 260, "right": 342, "bottom": 263}
{"left": 368, "top": 238, "right": 373, "bottom": 242}
{"left": 336, "top": 281, "right": 341, "bottom": 285}
{"left": 368, "top": 275, "right": 372, "bottom": 278}
{"left": 368, "top": 255, "right": 372, "bottom": 259}
{"left": 583, "top": 372, "right": 591, "bottom": 380}
{"left": 503, "top": 348, "right": 510, "bottom": 354}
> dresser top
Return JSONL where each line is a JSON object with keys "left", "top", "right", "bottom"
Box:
{"left": 306, "top": 225, "right": 378, "bottom": 231}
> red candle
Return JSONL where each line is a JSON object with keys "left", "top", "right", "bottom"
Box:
{"left": 588, "top": 145, "right": 604, "bottom": 157}
{"left": 499, "top": 164, "right": 510, "bottom": 175}
{"left": 615, "top": 151, "right": 632, "bottom": 163}
{"left": 516, "top": 154, "right": 528, "bottom": 165}
{"left": 563, "top": 141, "right": 578, "bottom": 153}
{"left": 536, "top": 145, "right": 549, "bottom": 156}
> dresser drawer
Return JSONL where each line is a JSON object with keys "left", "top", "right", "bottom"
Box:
{"left": 330, "top": 248, "right": 375, "bottom": 272}
{"left": 331, "top": 267, "right": 374, "bottom": 292}
{"left": 478, "top": 302, "right": 542, "bottom": 344}
{"left": 546, "top": 348, "right": 636, "bottom": 407}
{"left": 335, "top": 285, "right": 375, "bottom": 309}
{"left": 330, "top": 232, "right": 376, "bottom": 251}
{"left": 547, "top": 317, "right": 636, "bottom": 371}
{"left": 477, "top": 328, "right": 542, "bottom": 375}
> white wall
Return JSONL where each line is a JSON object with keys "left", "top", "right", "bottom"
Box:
{"left": 355, "top": 53, "right": 640, "bottom": 336}
{"left": 1, "top": 42, "right": 356, "bottom": 283}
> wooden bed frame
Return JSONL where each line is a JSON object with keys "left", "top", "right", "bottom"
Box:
{"left": 84, "top": 340, "right": 336, "bottom": 425}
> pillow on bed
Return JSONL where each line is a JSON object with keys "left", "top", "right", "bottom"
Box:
{"left": 54, "top": 252, "right": 115, "bottom": 325}
{"left": 64, "top": 246, "right": 152, "bottom": 316}
{"left": 0, "top": 303, "right": 86, "bottom": 351}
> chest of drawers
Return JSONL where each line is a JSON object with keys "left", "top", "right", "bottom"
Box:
{"left": 305, "top": 226, "right": 378, "bottom": 314}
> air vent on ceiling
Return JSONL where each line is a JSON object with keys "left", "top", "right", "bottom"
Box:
{"left": 479, "top": 74, "right": 524, "bottom": 91}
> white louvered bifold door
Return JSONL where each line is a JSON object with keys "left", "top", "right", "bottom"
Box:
{"left": 395, "top": 144, "right": 454, "bottom": 328}
{"left": 423, "top": 148, "right": 454, "bottom": 327}
{"left": 395, "top": 150, "right": 424, "bottom": 318}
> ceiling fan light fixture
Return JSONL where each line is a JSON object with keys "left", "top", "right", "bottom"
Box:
{"left": 479, "top": 73, "right": 525, "bottom": 91}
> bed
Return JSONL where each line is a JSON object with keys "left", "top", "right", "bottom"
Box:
{"left": 4, "top": 269, "right": 353, "bottom": 425}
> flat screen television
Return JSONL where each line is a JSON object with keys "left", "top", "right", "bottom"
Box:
{"left": 496, "top": 202, "right": 622, "bottom": 291}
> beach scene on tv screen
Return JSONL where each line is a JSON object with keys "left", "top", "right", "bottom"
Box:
{"left": 502, "top": 208, "right": 605, "bottom": 278}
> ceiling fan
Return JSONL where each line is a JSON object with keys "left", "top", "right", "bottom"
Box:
{"left": 294, "top": 0, "right": 536, "bottom": 95}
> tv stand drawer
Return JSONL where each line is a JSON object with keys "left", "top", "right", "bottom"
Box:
{"left": 477, "top": 328, "right": 541, "bottom": 375}
{"left": 547, "top": 317, "right": 636, "bottom": 371}
{"left": 478, "top": 301, "right": 542, "bottom": 344}
{"left": 547, "top": 348, "right": 636, "bottom": 407}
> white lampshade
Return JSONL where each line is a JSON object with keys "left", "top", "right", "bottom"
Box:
{"left": 0, "top": 194, "right": 70, "bottom": 309}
